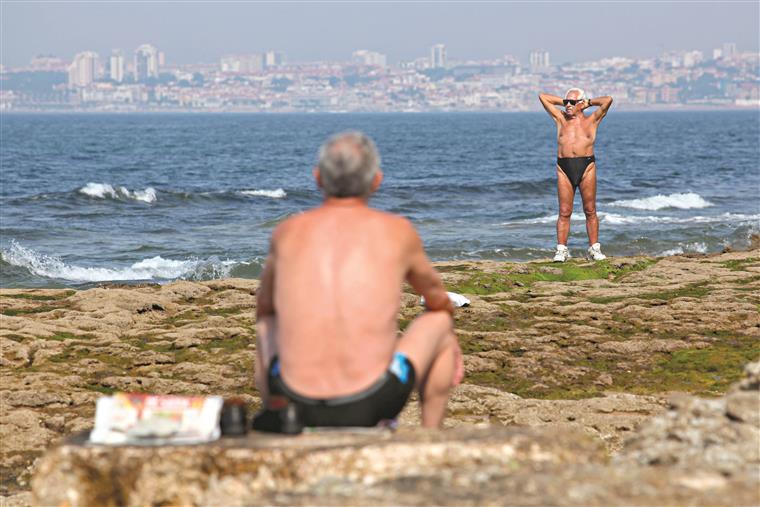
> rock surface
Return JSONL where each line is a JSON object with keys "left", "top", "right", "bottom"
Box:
{"left": 1, "top": 249, "right": 758, "bottom": 504}
{"left": 30, "top": 361, "right": 760, "bottom": 506}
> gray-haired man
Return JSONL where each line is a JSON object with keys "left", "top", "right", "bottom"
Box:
{"left": 254, "top": 132, "right": 464, "bottom": 431}
{"left": 539, "top": 88, "right": 613, "bottom": 262}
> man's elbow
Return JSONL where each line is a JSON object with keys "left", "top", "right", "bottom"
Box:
{"left": 256, "top": 302, "right": 275, "bottom": 318}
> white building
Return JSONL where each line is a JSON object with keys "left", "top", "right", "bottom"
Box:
{"left": 134, "top": 44, "right": 159, "bottom": 81}
{"left": 68, "top": 51, "right": 99, "bottom": 87}
{"left": 430, "top": 44, "right": 447, "bottom": 68}
{"left": 352, "top": 50, "right": 387, "bottom": 67}
{"left": 264, "top": 51, "right": 285, "bottom": 68}
{"left": 221, "top": 54, "right": 264, "bottom": 73}
{"left": 109, "top": 50, "right": 124, "bottom": 82}
{"left": 683, "top": 50, "right": 704, "bottom": 68}
{"left": 529, "top": 50, "right": 550, "bottom": 69}
{"left": 722, "top": 42, "right": 737, "bottom": 60}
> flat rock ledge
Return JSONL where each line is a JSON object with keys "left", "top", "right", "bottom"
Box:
{"left": 31, "top": 387, "right": 760, "bottom": 507}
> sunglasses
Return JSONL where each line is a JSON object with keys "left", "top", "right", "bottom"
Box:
{"left": 563, "top": 99, "right": 582, "bottom": 106}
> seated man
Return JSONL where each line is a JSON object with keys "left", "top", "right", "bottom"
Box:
{"left": 254, "top": 131, "right": 463, "bottom": 431}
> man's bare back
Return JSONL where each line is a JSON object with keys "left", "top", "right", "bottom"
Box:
{"left": 268, "top": 200, "right": 419, "bottom": 397}
{"left": 255, "top": 132, "right": 462, "bottom": 429}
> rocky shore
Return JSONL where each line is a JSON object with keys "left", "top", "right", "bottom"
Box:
{"left": 1, "top": 248, "right": 758, "bottom": 505}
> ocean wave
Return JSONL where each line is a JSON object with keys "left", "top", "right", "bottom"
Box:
{"left": 1, "top": 241, "right": 239, "bottom": 283}
{"left": 503, "top": 212, "right": 760, "bottom": 227}
{"left": 609, "top": 192, "right": 713, "bottom": 211}
{"left": 79, "top": 183, "right": 157, "bottom": 203}
{"left": 240, "top": 188, "right": 287, "bottom": 199}
{"left": 659, "top": 242, "right": 708, "bottom": 256}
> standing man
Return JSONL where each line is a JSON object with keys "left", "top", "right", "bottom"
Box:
{"left": 254, "top": 132, "right": 464, "bottom": 431}
{"left": 539, "top": 88, "right": 613, "bottom": 262}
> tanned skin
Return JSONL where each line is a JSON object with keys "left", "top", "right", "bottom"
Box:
{"left": 538, "top": 91, "right": 613, "bottom": 246}
{"left": 255, "top": 144, "right": 464, "bottom": 428}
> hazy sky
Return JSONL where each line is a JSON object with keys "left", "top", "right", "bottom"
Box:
{"left": 2, "top": 2, "right": 758, "bottom": 67}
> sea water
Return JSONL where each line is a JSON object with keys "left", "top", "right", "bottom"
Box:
{"left": 1, "top": 112, "right": 758, "bottom": 287}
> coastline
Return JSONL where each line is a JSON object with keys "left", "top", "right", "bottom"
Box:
{"left": 2, "top": 104, "right": 758, "bottom": 114}
{"left": 1, "top": 248, "right": 758, "bottom": 502}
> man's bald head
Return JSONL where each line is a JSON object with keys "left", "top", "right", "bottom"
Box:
{"left": 317, "top": 132, "right": 380, "bottom": 198}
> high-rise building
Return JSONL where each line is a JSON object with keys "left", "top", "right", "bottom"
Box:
{"left": 134, "top": 44, "right": 159, "bottom": 82}
{"left": 529, "top": 50, "right": 550, "bottom": 69}
{"left": 109, "top": 50, "right": 124, "bottom": 82}
{"left": 68, "top": 51, "right": 99, "bottom": 87}
{"left": 264, "top": 51, "right": 285, "bottom": 68}
{"left": 352, "top": 50, "right": 387, "bottom": 67}
{"left": 722, "top": 42, "right": 737, "bottom": 60}
{"left": 430, "top": 44, "right": 447, "bottom": 68}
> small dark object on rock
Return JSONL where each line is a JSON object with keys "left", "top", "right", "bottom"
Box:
{"left": 220, "top": 398, "right": 248, "bottom": 436}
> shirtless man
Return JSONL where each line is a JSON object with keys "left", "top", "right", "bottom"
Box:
{"left": 254, "top": 132, "right": 464, "bottom": 431}
{"left": 538, "top": 88, "right": 613, "bottom": 262}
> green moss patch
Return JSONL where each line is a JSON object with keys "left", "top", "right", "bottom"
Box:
{"left": 84, "top": 383, "right": 117, "bottom": 395}
{"left": 622, "top": 336, "right": 760, "bottom": 396}
{"left": 721, "top": 258, "right": 759, "bottom": 271}
{"left": 447, "top": 258, "right": 656, "bottom": 295}
{"left": 204, "top": 306, "right": 246, "bottom": 317}
{"left": 0, "top": 305, "right": 65, "bottom": 317}
{"left": 435, "top": 264, "right": 474, "bottom": 273}
{"left": 197, "top": 335, "right": 252, "bottom": 353}
{"left": 590, "top": 282, "right": 711, "bottom": 304}
{"left": 45, "top": 332, "right": 95, "bottom": 342}
{"left": 3, "top": 334, "right": 28, "bottom": 342}
{"left": 1, "top": 290, "right": 75, "bottom": 301}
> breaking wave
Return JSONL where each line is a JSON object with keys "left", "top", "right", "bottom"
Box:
{"left": 79, "top": 183, "right": 157, "bottom": 203}
{"left": 609, "top": 192, "right": 713, "bottom": 211}
{"left": 0, "top": 241, "right": 239, "bottom": 283}
{"left": 240, "top": 188, "right": 287, "bottom": 199}
{"left": 503, "top": 212, "right": 760, "bottom": 227}
{"left": 659, "top": 242, "right": 709, "bottom": 256}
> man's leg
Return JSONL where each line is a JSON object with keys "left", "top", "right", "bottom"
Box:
{"left": 556, "top": 167, "right": 575, "bottom": 245}
{"left": 578, "top": 163, "right": 599, "bottom": 245}
{"left": 254, "top": 315, "right": 278, "bottom": 402}
{"left": 395, "top": 310, "right": 460, "bottom": 428}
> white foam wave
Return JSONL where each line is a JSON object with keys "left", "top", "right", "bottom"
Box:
{"left": 503, "top": 212, "right": 760, "bottom": 227}
{"left": 659, "top": 242, "right": 708, "bottom": 256}
{"left": 240, "top": 188, "right": 287, "bottom": 199}
{"left": 1, "top": 241, "right": 235, "bottom": 283}
{"left": 609, "top": 192, "right": 713, "bottom": 211}
{"left": 79, "top": 183, "right": 157, "bottom": 203}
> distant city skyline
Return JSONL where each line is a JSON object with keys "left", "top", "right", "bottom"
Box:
{"left": 2, "top": 2, "right": 758, "bottom": 67}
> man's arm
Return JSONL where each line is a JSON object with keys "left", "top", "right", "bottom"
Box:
{"left": 403, "top": 220, "right": 454, "bottom": 315}
{"left": 538, "top": 93, "right": 564, "bottom": 123}
{"left": 590, "top": 96, "right": 613, "bottom": 123}
{"left": 256, "top": 251, "right": 276, "bottom": 318}
{"left": 255, "top": 242, "right": 277, "bottom": 400}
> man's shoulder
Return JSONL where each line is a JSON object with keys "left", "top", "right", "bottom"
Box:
{"left": 370, "top": 208, "right": 417, "bottom": 235}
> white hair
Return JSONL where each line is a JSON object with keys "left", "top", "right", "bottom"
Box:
{"left": 317, "top": 131, "right": 380, "bottom": 198}
{"left": 565, "top": 88, "right": 588, "bottom": 100}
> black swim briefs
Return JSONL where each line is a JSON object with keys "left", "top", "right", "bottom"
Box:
{"left": 262, "top": 352, "right": 416, "bottom": 429}
{"left": 557, "top": 155, "right": 595, "bottom": 190}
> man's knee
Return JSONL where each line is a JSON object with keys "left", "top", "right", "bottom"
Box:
{"left": 558, "top": 207, "right": 573, "bottom": 220}
{"left": 424, "top": 309, "right": 453, "bottom": 329}
{"left": 583, "top": 207, "right": 597, "bottom": 219}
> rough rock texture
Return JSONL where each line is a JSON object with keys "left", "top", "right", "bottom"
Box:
{"left": 1, "top": 249, "right": 758, "bottom": 505}
{"left": 30, "top": 362, "right": 760, "bottom": 506}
